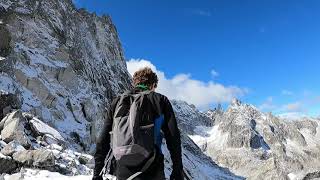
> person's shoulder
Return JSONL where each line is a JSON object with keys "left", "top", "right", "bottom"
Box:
{"left": 151, "top": 91, "right": 166, "bottom": 98}
{"left": 150, "top": 91, "right": 170, "bottom": 104}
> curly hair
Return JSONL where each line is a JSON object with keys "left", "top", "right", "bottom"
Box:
{"left": 133, "top": 67, "right": 158, "bottom": 88}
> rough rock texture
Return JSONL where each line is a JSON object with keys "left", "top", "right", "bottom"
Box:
{"left": 13, "top": 149, "right": 55, "bottom": 167}
{"left": 1, "top": 140, "right": 25, "bottom": 156}
{"left": 181, "top": 98, "right": 320, "bottom": 180}
{"left": 29, "top": 117, "right": 65, "bottom": 143}
{"left": 0, "top": 0, "right": 132, "bottom": 151}
{"left": 171, "top": 100, "right": 214, "bottom": 134}
{"left": 0, "top": 110, "right": 30, "bottom": 148}
{"left": 0, "top": 108, "right": 93, "bottom": 175}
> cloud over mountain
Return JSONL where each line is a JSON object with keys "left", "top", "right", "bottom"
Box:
{"left": 127, "top": 59, "right": 246, "bottom": 109}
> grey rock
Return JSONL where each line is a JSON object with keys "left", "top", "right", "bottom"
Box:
{"left": 12, "top": 149, "right": 55, "bottom": 168}
{"left": 43, "top": 134, "right": 59, "bottom": 145}
{"left": 29, "top": 117, "right": 64, "bottom": 143}
{"left": 1, "top": 140, "right": 25, "bottom": 156}
{"left": 0, "top": 0, "right": 132, "bottom": 151}
{"left": 0, "top": 110, "right": 30, "bottom": 148}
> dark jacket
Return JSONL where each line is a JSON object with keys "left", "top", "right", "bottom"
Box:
{"left": 93, "top": 88, "right": 184, "bottom": 180}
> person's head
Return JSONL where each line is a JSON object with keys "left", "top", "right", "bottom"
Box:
{"left": 133, "top": 67, "right": 158, "bottom": 91}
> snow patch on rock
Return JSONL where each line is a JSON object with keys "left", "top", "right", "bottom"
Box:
{"left": 3, "top": 169, "right": 93, "bottom": 180}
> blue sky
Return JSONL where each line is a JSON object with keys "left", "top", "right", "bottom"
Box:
{"left": 74, "top": 0, "right": 320, "bottom": 117}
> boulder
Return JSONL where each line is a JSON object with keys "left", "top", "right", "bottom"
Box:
{"left": 0, "top": 110, "right": 30, "bottom": 148}
{"left": 78, "top": 153, "right": 93, "bottom": 165}
{"left": 43, "top": 134, "right": 59, "bottom": 145}
{"left": 1, "top": 141, "right": 26, "bottom": 156}
{"left": 29, "top": 117, "right": 64, "bottom": 143}
{"left": 0, "top": 153, "right": 19, "bottom": 173}
{"left": 12, "top": 149, "right": 55, "bottom": 168}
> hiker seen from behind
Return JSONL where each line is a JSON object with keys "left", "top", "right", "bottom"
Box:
{"left": 93, "top": 67, "right": 184, "bottom": 180}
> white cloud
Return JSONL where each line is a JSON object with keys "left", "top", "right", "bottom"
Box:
{"left": 278, "top": 112, "right": 308, "bottom": 120}
{"left": 281, "top": 90, "right": 294, "bottom": 96}
{"left": 282, "top": 102, "right": 303, "bottom": 112}
{"left": 259, "top": 97, "right": 276, "bottom": 112}
{"left": 259, "top": 97, "right": 304, "bottom": 113}
{"left": 127, "top": 59, "right": 246, "bottom": 109}
{"left": 210, "top": 69, "right": 219, "bottom": 78}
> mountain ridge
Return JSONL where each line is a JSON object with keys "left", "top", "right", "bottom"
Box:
{"left": 178, "top": 98, "right": 320, "bottom": 180}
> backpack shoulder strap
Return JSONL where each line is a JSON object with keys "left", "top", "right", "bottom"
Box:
{"left": 126, "top": 150, "right": 157, "bottom": 180}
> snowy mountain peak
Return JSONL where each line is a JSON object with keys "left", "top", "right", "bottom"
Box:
{"left": 230, "top": 98, "right": 242, "bottom": 107}
{"left": 187, "top": 98, "right": 320, "bottom": 179}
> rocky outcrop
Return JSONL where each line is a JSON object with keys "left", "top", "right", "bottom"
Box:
{"left": 13, "top": 149, "right": 55, "bottom": 168}
{"left": 0, "top": 108, "right": 93, "bottom": 175}
{"left": 1, "top": 140, "right": 25, "bottom": 156}
{"left": 0, "top": 0, "right": 132, "bottom": 152}
{"left": 171, "top": 100, "right": 214, "bottom": 134}
{"left": 29, "top": 117, "right": 65, "bottom": 144}
{"left": 178, "top": 98, "right": 320, "bottom": 180}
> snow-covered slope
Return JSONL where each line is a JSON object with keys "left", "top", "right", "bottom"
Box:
{"left": 183, "top": 99, "right": 320, "bottom": 180}
{"left": 3, "top": 169, "right": 93, "bottom": 180}
{"left": 0, "top": 0, "right": 242, "bottom": 179}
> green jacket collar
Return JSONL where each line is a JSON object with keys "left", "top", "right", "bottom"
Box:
{"left": 136, "top": 84, "right": 149, "bottom": 91}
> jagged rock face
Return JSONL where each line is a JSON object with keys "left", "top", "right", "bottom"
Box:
{"left": 181, "top": 99, "right": 320, "bottom": 180}
{"left": 0, "top": 110, "right": 93, "bottom": 175}
{"left": 171, "top": 100, "right": 214, "bottom": 134}
{"left": 0, "top": 0, "right": 132, "bottom": 151}
{"left": 169, "top": 134, "right": 244, "bottom": 180}
{"left": 169, "top": 101, "right": 244, "bottom": 179}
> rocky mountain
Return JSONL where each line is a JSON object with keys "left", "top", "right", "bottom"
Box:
{"left": 0, "top": 0, "right": 132, "bottom": 152}
{"left": 184, "top": 99, "right": 320, "bottom": 180}
{"left": 0, "top": 0, "right": 242, "bottom": 179}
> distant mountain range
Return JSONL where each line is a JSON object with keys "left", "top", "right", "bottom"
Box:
{"left": 173, "top": 99, "right": 320, "bottom": 180}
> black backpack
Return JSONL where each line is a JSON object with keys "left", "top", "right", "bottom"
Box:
{"left": 101, "top": 90, "right": 159, "bottom": 180}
